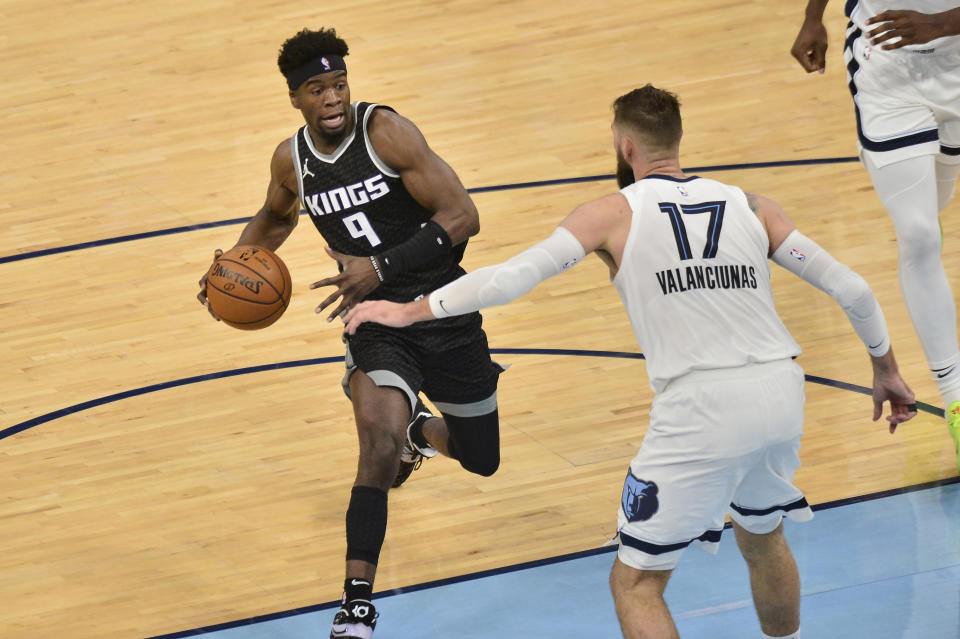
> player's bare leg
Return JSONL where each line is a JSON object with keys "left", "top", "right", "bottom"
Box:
{"left": 609, "top": 559, "right": 678, "bottom": 639}
{"left": 350, "top": 371, "right": 408, "bottom": 490}
{"left": 733, "top": 521, "right": 800, "bottom": 637}
{"left": 421, "top": 417, "right": 451, "bottom": 456}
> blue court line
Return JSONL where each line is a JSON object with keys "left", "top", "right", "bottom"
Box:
{"left": 805, "top": 373, "right": 945, "bottom": 418}
{"left": 0, "top": 348, "right": 942, "bottom": 442}
{"left": 467, "top": 156, "right": 859, "bottom": 194}
{"left": 0, "top": 220, "right": 253, "bottom": 265}
{"left": 0, "top": 156, "right": 859, "bottom": 265}
{"left": 0, "top": 357, "right": 342, "bottom": 441}
{"left": 144, "top": 475, "right": 960, "bottom": 639}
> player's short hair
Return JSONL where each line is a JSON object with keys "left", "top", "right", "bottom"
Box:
{"left": 613, "top": 85, "right": 682, "bottom": 150}
{"left": 277, "top": 28, "right": 349, "bottom": 77}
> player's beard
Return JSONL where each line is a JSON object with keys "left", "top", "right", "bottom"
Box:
{"left": 616, "top": 150, "right": 635, "bottom": 189}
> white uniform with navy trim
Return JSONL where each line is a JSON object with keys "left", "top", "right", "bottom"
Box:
{"left": 613, "top": 175, "right": 812, "bottom": 571}
{"left": 847, "top": 0, "right": 960, "bottom": 53}
{"left": 613, "top": 176, "right": 800, "bottom": 393}
{"left": 844, "top": 0, "right": 960, "bottom": 167}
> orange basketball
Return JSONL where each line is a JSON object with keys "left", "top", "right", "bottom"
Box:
{"left": 205, "top": 245, "right": 292, "bottom": 330}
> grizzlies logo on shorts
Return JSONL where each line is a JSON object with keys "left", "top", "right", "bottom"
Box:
{"left": 621, "top": 470, "right": 659, "bottom": 523}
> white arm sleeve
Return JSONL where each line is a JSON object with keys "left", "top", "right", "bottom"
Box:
{"left": 429, "top": 227, "right": 586, "bottom": 318}
{"left": 771, "top": 229, "right": 889, "bottom": 356}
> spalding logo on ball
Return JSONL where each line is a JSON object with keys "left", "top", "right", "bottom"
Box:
{"left": 206, "top": 245, "right": 292, "bottom": 330}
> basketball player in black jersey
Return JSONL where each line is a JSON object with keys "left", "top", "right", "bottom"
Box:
{"left": 197, "top": 28, "right": 504, "bottom": 639}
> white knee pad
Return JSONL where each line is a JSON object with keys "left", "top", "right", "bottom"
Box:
{"left": 864, "top": 154, "right": 941, "bottom": 259}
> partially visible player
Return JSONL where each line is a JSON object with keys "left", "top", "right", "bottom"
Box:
{"left": 792, "top": 1, "right": 960, "bottom": 470}
{"left": 341, "top": 85, "right": 918, "bottom": 638}
{"left": 197, "top": 27, "right": 505, "bottom": 639}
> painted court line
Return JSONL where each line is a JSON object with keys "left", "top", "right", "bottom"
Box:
{"left": 0, "top": 157, "right": 858, "bottom": 265}
{"left": 0, "top": 348, "right": 942, "bottom": 441}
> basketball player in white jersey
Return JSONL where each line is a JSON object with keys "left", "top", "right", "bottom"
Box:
{"left": 337, "top": 85, "right": 918, "bottom": 638}
{"left": 792, "top": 1, "right": 960, "bottom": 470}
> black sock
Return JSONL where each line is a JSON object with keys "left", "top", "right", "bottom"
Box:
{"left": 343, "top": 577, "right": 373, "bottom": 603}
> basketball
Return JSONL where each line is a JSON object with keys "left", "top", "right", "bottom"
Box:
{"left": 205, "top": 245, "right": 292, "bottom": 330}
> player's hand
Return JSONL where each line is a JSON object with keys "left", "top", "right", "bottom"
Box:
{"left": 341, "top": 300, "right": 416, "bottom": 334}
{"left": 310, "top": 247, "right": 381, "bottom": 322}
{"left": 196, "top": 248, "right": 224, "bottom": 321}
{"left": 870, "top": 350, "right": 917, "bottom": 433}
{"left": 872, "top": 374, "right": 917, "bottom": 433}
{"left": 791, "top": 19, "right": 828, "bottom": 73}
{"left": 865, "top": 10, "right": 944, "bottom": 50}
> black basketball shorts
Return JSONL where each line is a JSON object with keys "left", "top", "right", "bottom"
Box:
{"left": 341, "top": 311, "right": 505, "bottom": 419}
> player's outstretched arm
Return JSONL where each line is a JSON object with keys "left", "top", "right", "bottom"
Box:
{"left": 340, "top": 226, "right": 586, "bottom": 333}
{"left": 341, "top": 194, "right": 628, "bottom": 333}
{"left": 341, "top": 297, "right": 435, "bottom": 332}
{"left": 751, "top": 192, "right": 917, "bottom": 429}
{"left": 197, "top": 141, "right": 299, "bottom": 320}
{"left": 865, "top": 8, "right": 960, "bottom": 49}
{"left": 791, "top": 0, "right": 830, "bottom": 73}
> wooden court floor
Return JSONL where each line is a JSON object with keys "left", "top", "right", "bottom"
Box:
{"left": 2, "top": 1, "right": 957, "bottom": 637}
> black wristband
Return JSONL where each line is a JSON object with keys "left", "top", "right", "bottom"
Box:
{"left": 377, "top": 220, "right": 453, "bottom": 281}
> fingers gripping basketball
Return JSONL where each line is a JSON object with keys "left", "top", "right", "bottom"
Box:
{"left": 205, "top": 245, "right": 292, "bottom": 330}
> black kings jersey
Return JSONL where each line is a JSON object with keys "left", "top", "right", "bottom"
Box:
{"left": 290, "top": 101, "right": 468, "bottom": 303}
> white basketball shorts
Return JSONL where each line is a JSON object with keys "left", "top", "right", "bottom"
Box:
{"left": 845, "top": 23, "right": 960, "bottom": 169}
{"left": 615, "top": 358, "right": 813, "bottom": 571}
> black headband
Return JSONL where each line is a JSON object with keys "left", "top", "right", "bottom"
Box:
{"left": 285, "top": 54, "right": 347, "bottom": 90}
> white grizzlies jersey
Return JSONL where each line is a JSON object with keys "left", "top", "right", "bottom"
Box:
{"left": 846, "top": 0, "right": 960, "bottom": 53}
{"left": 613, "top": 175, "right": 801, "bottom": 392}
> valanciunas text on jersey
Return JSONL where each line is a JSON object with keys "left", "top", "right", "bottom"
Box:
{"left": 655, "top": 263, "right": 758, "bottom": 296}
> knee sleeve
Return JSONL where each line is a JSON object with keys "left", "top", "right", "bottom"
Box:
{"left": 865, "top": 154, "right": 942, "bottom": 262}
{"left": 444, "top": 410, "right": 501, "bottom": 477}
{"left": 866, "top": 153, "right": 960, "bottom": 364}
{"left": 345, "top": 485, "right": 388, "bottom": 565}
